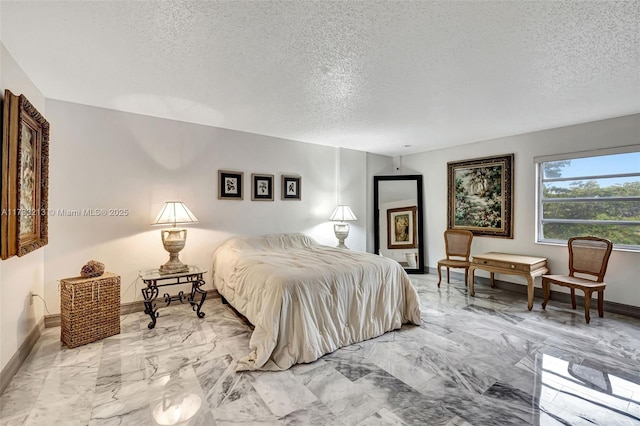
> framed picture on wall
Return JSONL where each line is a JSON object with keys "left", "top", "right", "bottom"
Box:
{"left": 218, "top": 170, "right": 244, "bottom": 200}
{"left": 282, "top": 175, "right": 301, "bottom": 200}
{"left": 251, "top": 173, "right": 274, "bottom": 201}
{"left": 387, "top": 206, "right": 417, "bottom": 249}
{"left": 1, "top": 90, "right": 50, "bottom": 259}
{"left": 447, "top": 153, "right": 514, "bottom": 238}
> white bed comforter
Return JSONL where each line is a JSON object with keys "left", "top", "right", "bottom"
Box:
{"left": 211, "top": 233, "right": 421, "bottom": 371}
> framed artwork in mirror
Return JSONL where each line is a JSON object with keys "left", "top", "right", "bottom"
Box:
{"left": 447, "top": 154, "right": 514, "bottom": 238}
{"left": 387, "top": 206, "right": 417, "bottom": 249}
{"left": 218, "top": 170, "right": 244, "bottom": 200}
{"left": 1, "top": 90, "right": 50, "bottom": 259}
{"left": 251, "top": 173, "right": 274, "bottom": 201}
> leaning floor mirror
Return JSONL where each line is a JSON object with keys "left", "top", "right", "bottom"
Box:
{"left": 374, "top": 175, "right": 425, "bottom": 274}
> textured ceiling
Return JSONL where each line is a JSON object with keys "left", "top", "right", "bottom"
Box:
{"left": 1, "top": 1, "right": 639, "bottom": 156}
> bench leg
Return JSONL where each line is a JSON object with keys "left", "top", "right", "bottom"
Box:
{"left": 526, "top": 276, "right": 534, "bottom": 311}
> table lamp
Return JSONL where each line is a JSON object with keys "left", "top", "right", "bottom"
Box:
{"left": 152, "top": 201, "right": 199, "bottom": 274}
{"left": 330, "top": 205, "right": 357, "bottom": 249}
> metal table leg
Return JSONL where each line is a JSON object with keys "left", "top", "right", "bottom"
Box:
{"left": 141, "top": 284, "right": 159, "bottom": 329}
{"left": 189, "top": 274, "right": 207, "bottom": 318}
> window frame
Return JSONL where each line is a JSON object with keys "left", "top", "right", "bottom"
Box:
{"left": 535, "top": 146, "right": 640, "bottom": 252}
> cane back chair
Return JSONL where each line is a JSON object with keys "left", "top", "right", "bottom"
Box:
{"left": 542, "top": 236, "right": 613, "bottom": 323}
{"left": 437, "top": 229, "right": 474, "bottom": 288}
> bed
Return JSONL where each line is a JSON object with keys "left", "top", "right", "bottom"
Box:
{"left": 210, "top": 233, "right": 422, "bottom": 371}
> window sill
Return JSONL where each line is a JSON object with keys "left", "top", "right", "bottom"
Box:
{"left": 535, "top": 240, "right": 640, "bottom": 253}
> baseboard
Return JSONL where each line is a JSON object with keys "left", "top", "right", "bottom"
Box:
{"left": 427, "top": 267, "right": 639, "bottom": 319}
{"left": 0, "top": 317, "right": 44, "bottom": 396}
{"left": 44, "top": 289, "right": 221, "bottom": 328}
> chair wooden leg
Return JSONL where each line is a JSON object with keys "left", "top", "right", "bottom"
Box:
{"left": 541, "top": 279, "right": 550, "bottom": 309}
{"left": 464, "top": 269, "right": 468, "bottom": 287}
{"left": 570, "top": 289, "right": 576, "bottom": 309}
{"left": 446, "top": 267, "right": 450, "bottom": 284}
{"left": 437, "top": 265, "right": 442, "bottom": 288}
{"left": 583, "top": 290, "right": 592, "bottom": 324}
{"left": 598, "top": 290, "right": 604, "bottom": 318}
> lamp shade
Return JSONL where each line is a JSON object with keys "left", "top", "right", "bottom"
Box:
{"left": 152, "top": 201, "right": 199, "bottom": 227}
{"left": 330, "top": 205, "right": 357, "bottom": 221}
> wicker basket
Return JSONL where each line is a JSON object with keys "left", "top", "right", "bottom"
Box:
{"left": 60, "top": 272, "right": 121, "bottom": 348}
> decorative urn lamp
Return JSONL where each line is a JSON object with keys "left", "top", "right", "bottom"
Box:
{"left": 329, "top": 205, "right": 358, "bottom": 249}
{"left": 152, "top": 201, "right": 199, "bottom": 274}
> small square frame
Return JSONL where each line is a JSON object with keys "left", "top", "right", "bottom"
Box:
{"left": 251, "top": 173, "right": 274, "bottom": 201}
{"left": 218, "top": 170, "right": 244, "bottom": 200}
{"left": 281, "top": 175, "right": 301, "bottom": 200}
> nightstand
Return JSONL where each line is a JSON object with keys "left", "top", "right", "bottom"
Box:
{"left": 139, "top": 265, "right": 207, "bottom": 329}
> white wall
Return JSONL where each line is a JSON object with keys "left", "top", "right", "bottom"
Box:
{"left": 338, "top": 148, "right": 368, "bottom": 251}
{"left": 402, "top": 114, "right": 640, "bottom": 307}
{"left": 365, "top": 153, "right": 394, "bottom": 253}
{"left": 0, "top": 43, "right": 46, "bottom": 371}
{"left": 43, "top": 100, "right": 369, "bottom": 314}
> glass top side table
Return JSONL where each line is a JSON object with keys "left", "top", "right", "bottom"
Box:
{"left": 139, "top": 265, "right": 207, "bottom": 329}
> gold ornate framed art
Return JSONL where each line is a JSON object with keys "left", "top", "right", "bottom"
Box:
{"left": 1, "top": 90, "right": 50, "bottom": 259}
{"left": 447, "top": 154, "right": 514, "bottom": 238}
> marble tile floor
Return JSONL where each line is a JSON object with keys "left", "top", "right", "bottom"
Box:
{"left": 1, "top": 274, "right": 639, "bottom": 426}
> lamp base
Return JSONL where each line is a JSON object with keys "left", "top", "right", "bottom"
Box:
{"left": 159, "top": 260, "right": 189, "bottom": 274}
{"left": 334, "top": 223, "right": 350, "bottom": 249}
{"left": 159, "top": 228, "right": 189, "bottom": 274}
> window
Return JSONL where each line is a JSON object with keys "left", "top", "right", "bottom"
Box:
{"left": 536, "top": 148, "right": 640, "bottom": 251}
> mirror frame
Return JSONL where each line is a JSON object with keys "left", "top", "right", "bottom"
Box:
{"left": 374, "top": 175, "right": 425, "bottom": 274}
